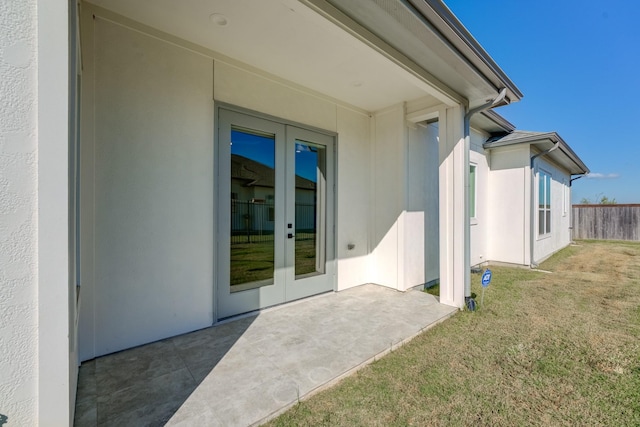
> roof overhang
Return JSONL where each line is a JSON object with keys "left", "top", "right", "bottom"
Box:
{"left": 88, "top": 0, "right": 522, "bottom": 112}
{"left": 484, "top": 131, "right": 590, "bottom": 175}
{"left": 471, "top": 109, "right": 515, "bottom": 135}
{"left": 318, "top": 0, "right": 523, "bottom": 108}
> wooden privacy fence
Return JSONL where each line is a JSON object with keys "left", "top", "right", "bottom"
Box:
{"left": 572, "top": 204, "right": 640, "bottom": 241}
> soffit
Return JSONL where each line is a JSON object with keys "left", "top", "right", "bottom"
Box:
{"left": 541, "top": 144, "right": 590, "bottom": 176}
{"left": 324, "top": 0, "right": 522, "bottom": 108}
{"left": 471, "top": 110, "right": 515, "bottom": 135}
{"left": 86, "top": 0, "right": 440, "bottom": 112}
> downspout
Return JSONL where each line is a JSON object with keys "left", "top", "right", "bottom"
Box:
{"left": 529, "top": 141, "right": 559, "bottom": 267}
{"left": 463, "top": 88, "right": 507, "bottom": 309}
{"left": 570, "top": 174, "right": 585, "bottom": 186}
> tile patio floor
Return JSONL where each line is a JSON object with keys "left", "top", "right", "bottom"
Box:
{"left": 74, "top": 284, "right": 458, "bottom": 426}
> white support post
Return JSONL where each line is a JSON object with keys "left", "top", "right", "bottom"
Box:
{"left": 38, "top": 0, "right": 72, "bottom": 424}
{"left": 438, "top": 106, "right": 466, "bottom": 308}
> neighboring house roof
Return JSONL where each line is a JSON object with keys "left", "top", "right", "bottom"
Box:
{"left": 472, "top": 109, "right": 516, "bottom": 135}
{"left": 231, "top": 154, "right": 316, "bottom": 190}
{"left": 484, "top": 131, "right": 590, "bottom": 175}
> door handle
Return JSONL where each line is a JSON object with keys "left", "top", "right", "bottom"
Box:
{"left": 288, "top": 233, "right": 295, "bottom": 239}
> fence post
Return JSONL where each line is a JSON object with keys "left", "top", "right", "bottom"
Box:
{"left": 244, "top": 201, "right": 251, "bottom": 244}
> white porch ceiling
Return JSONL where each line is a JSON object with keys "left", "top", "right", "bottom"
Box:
{"left": 86, "top": 0, "right": 439, "bottom": 112}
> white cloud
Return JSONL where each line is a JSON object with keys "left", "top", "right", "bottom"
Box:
{"left": 585, "top": 172, "right": 620, "bottom": 179}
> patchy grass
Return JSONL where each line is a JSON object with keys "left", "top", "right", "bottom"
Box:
{"left": 267, "top": 240, "right": 640, "bottom": 426}
{"left": 424, "top": 282, "right": 440, "bottom": 297}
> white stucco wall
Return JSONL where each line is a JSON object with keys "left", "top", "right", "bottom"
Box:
{"left": 369, "top": 109, "right": 442, "bottom": 291}
{"left": 335, "top": 106, "right": 373, "bottom": 289}
{"left": 79, "top": 17, "right": 216, "bottom": 359}
{"left": 80, "top": 9, "right": 377, "bottom": 358}
{"left": 533, "top": 156, "right": 572, "bottom": 263}
{"left": 370, "top": 106, "right": 405, "bottom": 289}
{"left": 486, "top": 145, "right": 530, "bottom": 265}
{"left": 78, "top": 2, "right": 466, "bottom": 366}
{"left": 405, "top": 122, "right": 440, "bottom": 287}
{"left": 484, "top": 143, "right": 573, "bottom": 267}
{"left": 469, "top": 128, "right": 489, "bottom": 267}
{"left": 0, "top": 0, "right": 38, "bottom": 424}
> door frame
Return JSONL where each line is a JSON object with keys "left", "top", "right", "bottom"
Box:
{"left": 214, "top": 103, "right": 337, "bottom": 320}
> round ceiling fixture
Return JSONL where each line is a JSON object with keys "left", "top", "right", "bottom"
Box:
{"left": 209, "top": 13, "right": 228, "bottom": 26}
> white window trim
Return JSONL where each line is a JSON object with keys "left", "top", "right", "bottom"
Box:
{"left": 538, "top": 168, "right": 552, "bottom": 237}
{"left": 469, "top": 163, "right": 478, "bottom": 225}
{"left": 562, "top": 179, "right": 568, "bottom": 217}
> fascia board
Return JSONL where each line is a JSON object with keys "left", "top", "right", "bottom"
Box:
{"left": 555, "top": 143, "right": 590, "bottom": 175}
{"left": 409, "top": 0, "right": 523, "bottom": 103}
{"left": 483, "top": 133, "right": 557, "bottom": 149}
{"left": 479, "top": 110, "right": 516, "bottom": 133}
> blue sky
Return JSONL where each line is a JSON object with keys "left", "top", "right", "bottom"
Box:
{"left": 231, "top": 130, "right": 319, "bottom": 182}
{"left": 444, "top": 0, "right": 640, "bottom": 203}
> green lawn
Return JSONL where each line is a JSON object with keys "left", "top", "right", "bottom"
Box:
{"left": 230, "top": 237, "right": 318, "bottom": 286}
{"left": 267, "top": 240, "right": 640, "bottom": 426}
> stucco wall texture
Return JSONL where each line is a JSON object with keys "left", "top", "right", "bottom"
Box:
{"left": 0, "top": 0, "right": 39, "bottom": 424}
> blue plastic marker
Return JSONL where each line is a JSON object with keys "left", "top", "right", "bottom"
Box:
{"left": 481, "top": 269, "right": 492, "bottom": 307}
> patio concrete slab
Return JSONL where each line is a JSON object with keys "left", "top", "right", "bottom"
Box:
{"left": 74, "top": 284, "right": 458, "bottom": 427}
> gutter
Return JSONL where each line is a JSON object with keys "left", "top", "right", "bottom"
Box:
{"left": 529, "top": 141, "right": 559, "bottom": 267}
{"left": 409, "top": 0, "right": 523, "bottom": 102}
{"left": 570, "top": 174, "right": 585, "bottom": 186}
{"left": 463, "top": 88, "right": 507, "bottom": 310}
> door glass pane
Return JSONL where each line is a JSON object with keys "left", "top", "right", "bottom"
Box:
{"left": 294, "top": 140, "right": 326, "bottom": 278}
{"left": 230, "top": 127, "right": 275, "bottom": 292}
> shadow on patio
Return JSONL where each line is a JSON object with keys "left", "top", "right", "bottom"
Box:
{"left": 74, "top": 284, "right": 457, "bottom": 426}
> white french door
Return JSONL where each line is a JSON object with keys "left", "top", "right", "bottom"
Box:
{"left": 217, "top": 108, "right": 334, "bottom": 319}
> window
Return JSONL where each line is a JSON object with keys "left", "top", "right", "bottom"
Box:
{"left": 469, "top": 164, "right": 477, "bottom": 219}
{"left": 563, "top": 180, "right": 569, "bottom": 216}
{"left": 538, "top": 170, "right": 552, "bottom": 235}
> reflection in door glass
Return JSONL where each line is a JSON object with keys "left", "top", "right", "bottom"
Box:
{"left": 295, "top": 140, "right": 326, "bottom": 278}
{"left": 230, "top": 128, "right": 275, "bottom": 292}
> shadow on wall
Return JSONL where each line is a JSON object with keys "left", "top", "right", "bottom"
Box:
{"left": 0, "top": 414, "right": 7, "bottom": 426}
{"left": 369, "top": 110, "right": 441, "bottom": 289}
{"left": 74, "top": 316, "right": 255, "bottom": 425}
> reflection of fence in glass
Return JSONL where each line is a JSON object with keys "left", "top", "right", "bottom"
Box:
{"left": 231, "top": 200, "right": 316, "bottom": 244}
